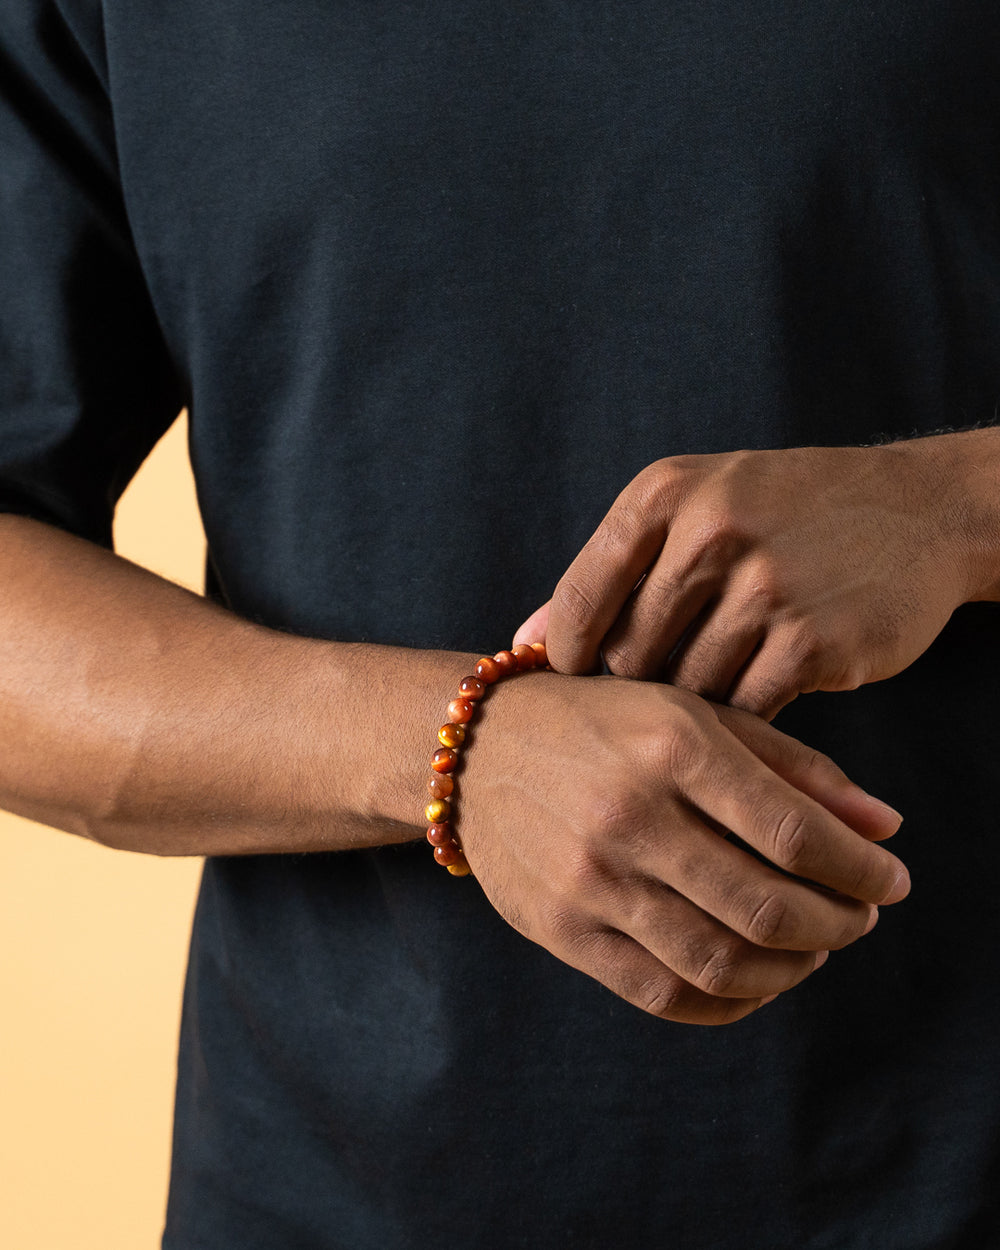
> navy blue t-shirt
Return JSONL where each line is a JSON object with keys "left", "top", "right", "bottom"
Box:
{"left": 2, "top": 2, "right": 1000, "bottom": 1246}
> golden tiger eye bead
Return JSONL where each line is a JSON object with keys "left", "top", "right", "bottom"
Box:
{"left": 512, "top": 643, "right": 537, "bottom": 670}
{"left": 530, "top": 641, "right": 548, "bottom": 666}
{"left": 431, "top": 747, "right": 458, "bottom": 773}
{"left": 438, "top": 723, "right": 466, "bottom": 748}
{"left": 458, "top": 675, "right": 486, "bottom": 700}
{"left": 434, "top": 841, "right": 462, "bottom": 867}
{"left": 447, "top": 857, "right": 472, "bottom": 877}
{"left": 493, "top": 649, "right": 518, "bottom": 676}
{"left": 475, "top": 656, "right": 501, "bottom": 684}
{"left": 425, "top": 798, "right": 451, "bottom": 825}
{"left": 447, "top": 697, "right": 475, "bottom": 723}
{"left": 426, "top": 822, "right": 452, "bottom": 846}
{"left": 428, "top": 773, "right": 454, "bottom": 799}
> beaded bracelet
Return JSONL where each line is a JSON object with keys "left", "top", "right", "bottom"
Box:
{"left": 425, "top": 641, "right": 550, "bottom": 877}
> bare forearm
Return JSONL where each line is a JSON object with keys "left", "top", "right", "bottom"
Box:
{"left": 0, "top": 515, "right": 468, "bottom": 855}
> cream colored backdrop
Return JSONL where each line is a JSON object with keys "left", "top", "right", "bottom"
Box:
{"left": 0, "top": 413, "right": 204, "bottom": 1250}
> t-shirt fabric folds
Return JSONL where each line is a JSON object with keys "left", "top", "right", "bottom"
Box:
{"left": 2, "top": 2, "right": 999, "bottom": 1246}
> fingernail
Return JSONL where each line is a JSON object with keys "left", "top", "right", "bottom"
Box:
{"left": 881, "top": 865, "right": 911, "bottom": 905}
{"left": 813, "top": 950, "right": 830, "bottom": 970}
{"left": 863, "top": 906, "right": 879, "bottom": 935}
{"left": 863, "top": 794, "right": 903, "bottom": 825}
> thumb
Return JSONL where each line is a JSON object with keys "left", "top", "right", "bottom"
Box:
{"left": 512, "top": 600, "right": 551, "bottom": 648}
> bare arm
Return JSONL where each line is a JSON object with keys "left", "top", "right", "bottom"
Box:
{"left": 0, "top": 513, "right": 446, "bottom": 855}
{"left": 0, "top": 513, "right": 908, "bottom": 1024}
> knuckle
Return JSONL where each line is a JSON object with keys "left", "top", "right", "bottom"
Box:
{"left": 558, "top": 844, "right": 614, "bottom": 902}
{"left": 551, "top": 575, "right": 603, "bottom": 639}
{"left": 660, "top": 710, "right": 710, "bottom": 783}
{"left": 802, "top": 747, "right": 837, "bottom": 777}
{"left": 692, "top": 939, "right": 744, "bottom": 998}
{"left": 731, "top": 666, "right": 793, "bottom": 719}
{"left": 745, "top": 889, "right": 792, "bottom": 948}
{"left": 685, "top": 512, "right": 743, "bottom": 566}
{"left": 770, "top": 807, "right": 809, "bottom": 870}
{"left": 638, "top": 974, "right": 687, "bottom": 1020}
{"left": 597, "top": 500, "right": 644, "bottom": 551}
{"left": 587, "top": 788, "right": 645, "bottom": 846}
{"left": 740, "top": 563, "right": 783, "bottom": 613}
{"left": 786, "top": 621, "right": 829, "bottom": 674}
{"left": 638, "top": 456, "right": 687, "bottom": 503}
{"left": 602, "top": 638, "right": 648, "bottom": 680}
{"left": 535, "top": 898, "right": 582, "bottom": 945}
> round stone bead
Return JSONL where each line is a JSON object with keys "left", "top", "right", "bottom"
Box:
{"left": 425, "top": 798, "right": 451, "bottom": 824}
{"left": 458, "top": 675, "right": 486, "bottom": 700}
{"left": 434, "top": 841, "right": 462, "bottom": 867}
{"left": 475, "top": 656, "right": 501, "bottom": 684}
{"left": 431, "top": 747, "right": 459, "bottom": 773}
{"left": 446, "top": 858, "right": 472, "bottom": 877}
{"left": 447, "top": 697, "right": 475, "bottom": 723}
{"left": 492, "top": 649, "right": 518, "bottom": 676}
{"left": 512, "top": 643, "right": 537, "bottom": 670}
{"left": 426, "top": 822, "right": 453, "bottom": 846}
{"left": 428, "top": 773, "right": 454, "bottom": 799}
{"left": 530, "top": 641, "right": 548, "bottom": 666}
{"left": 438, "top": 723, "right": 466, "bottom": 748}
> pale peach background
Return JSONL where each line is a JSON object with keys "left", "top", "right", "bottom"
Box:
{"left": 0, "top": 413, "right": 204, "bottom": 1250}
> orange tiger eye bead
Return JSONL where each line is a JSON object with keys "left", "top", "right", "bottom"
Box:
{"left": 530, "top": 641, "right": 548, "bottom": 666}
{"left": 428, "top": 773, "right": 454, "bottom": 799}
{"left": 447, "top": 857, "right": 472, "bottom": 877}
{"left": 459, "top": 675, "right": 486, "bottom": 700}
{"left": 447, "top": 697, "right": 475, "bottom": 723}
{"left": 434, "top": 841, "right": 462, "bottom": 867}
{"left": 438, "top": 723, "right": 466, "bottom": 748}
{"left": 431, "top": 747, "right": 459, "bottom": 773}
{"left": 425, "top": 798, "right": 451, "bottom": 824}
{"left": 426, "top": 822, "right": 453, "bottom": 846}
{"left": 493, "top": 649, "right": 518, "bottom": 676}
{"left": 475, "top": 656, "right": 501, "bottom": 684}
{"left": 512, "top": 643, "right": 537, "bottom": 670}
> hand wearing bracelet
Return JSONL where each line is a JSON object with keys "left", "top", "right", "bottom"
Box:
{"left": 424, "top": 641, "right": 550, "bottom": 877}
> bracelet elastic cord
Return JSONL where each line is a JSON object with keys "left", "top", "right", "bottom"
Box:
{"left": 425, "top": 642, "right": 550, "bottom": 877}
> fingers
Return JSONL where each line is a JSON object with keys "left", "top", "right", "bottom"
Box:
{"left": 600, "top": 558, "right": 716, "bottom": 680}
{"left": 555, "top": 925, "right": 772, "bottom": 1026}
{"left": 616, "top": 876, "right": 825, "bottom": 998}
{"left": 512, "top": 600, "right": 551, "bottom": 649}
{"left": 663, "top": 711, "right": 910, "bottom": 905}
{"left": 545, "top": 484, "right": 666, "bottom": 674}
{"left": 712, "top": 703, "right": 904, "bottom": 841}
{"left": 634, "top": 815, "right": 878, "bottom": 952}
{"left": 663, "top": 601, "right": 763, "bottom": 699}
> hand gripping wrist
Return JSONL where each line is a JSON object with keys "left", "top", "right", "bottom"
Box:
{"left": 424, "top": 642, "right": 550, "bottom": 877}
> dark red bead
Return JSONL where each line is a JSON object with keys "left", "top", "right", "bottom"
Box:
{"left": 434, "top": 841, "right": 462, "bottom": 867}
{"left": 459, "top": 675, "right": 486, "bottom": 700}
{"left": 492, "top": 649, "right": 518, "bottom": 676}
{"left": 431, "top": 747, "right": 459, "bottom": 773}
{"left": 512, "top": 643, "right": 537, "bottom": 670}
{"left": 475, "top": 656, "right": 502, "bottom": 684}
{"left": 447, "top": 697, "right": 475, "bottom": 723}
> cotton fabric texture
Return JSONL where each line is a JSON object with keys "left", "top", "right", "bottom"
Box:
{"left": 2, "top": 2, "right": 1000, "bottom": 1246}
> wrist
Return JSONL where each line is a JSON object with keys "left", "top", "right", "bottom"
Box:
{"left": 889, "top": 428, "right": 1000, "bottom": 603}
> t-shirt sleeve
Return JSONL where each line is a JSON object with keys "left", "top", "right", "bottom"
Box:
{"left": 0, "top": 0, "right": 186, "bottom": 547}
